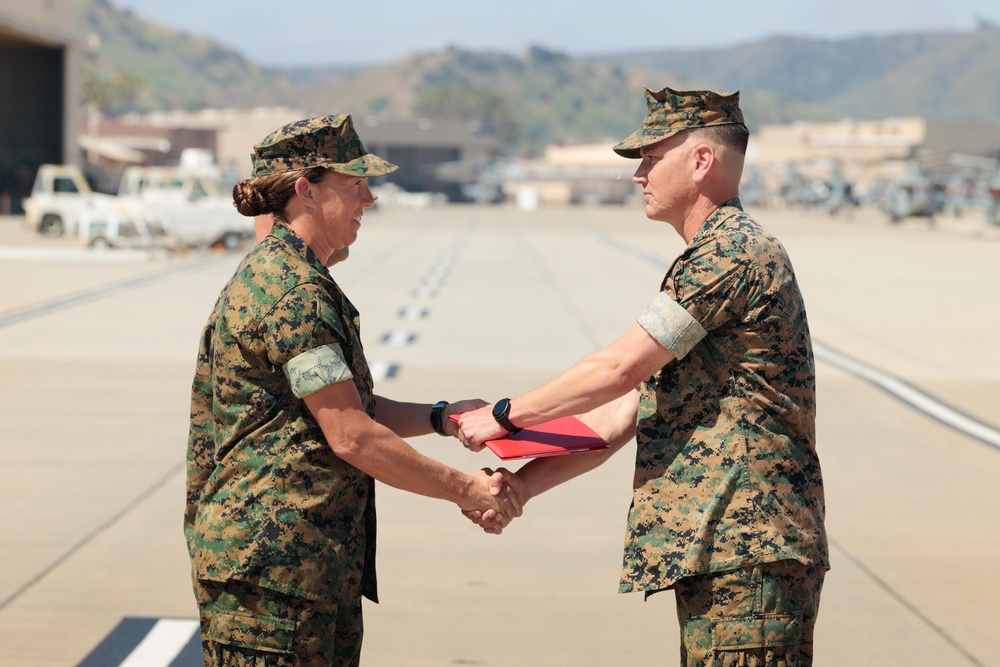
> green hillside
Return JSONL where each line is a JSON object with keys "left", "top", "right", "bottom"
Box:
{"left": 593, "top": 28, "right": 1000, "bottom": 123}
{"left": 79, "top": 0, "right": 295, "bottom": 112}
{"left": 293, "top": 46, "right": 655, "bottom": 153}
{"left": 81, "top": 0, "right": 1000, "bottom": 154}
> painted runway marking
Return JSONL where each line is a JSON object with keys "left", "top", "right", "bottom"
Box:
{"left": 411, "top": 286, "right": 437, "bottom": 298}
{"left": 118, "top": 619, "right": 201, "bottom": 667}
{"left": 369, "top": 360, "right": 400, "bottom": 381}
{"left": 398, "top": 305, "right": 429, "bottom": 320}
{"left": 77, "top": 617, "right": 200, "bottom": 667}
{"left": 379, "top": 330, "right": 417, "bottom": 346}
{"left": 813, "top": 341, "right": 1000, "bottom": 452}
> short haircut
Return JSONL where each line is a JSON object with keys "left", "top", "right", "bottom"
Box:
{"left": 693, "top": 123, "right": 749, "bottom": 155}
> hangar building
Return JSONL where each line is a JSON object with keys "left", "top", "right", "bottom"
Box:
{"left": 0, "top": 1, "right": 80, "bottom": 214}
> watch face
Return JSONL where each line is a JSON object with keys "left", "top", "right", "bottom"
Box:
{"left": 492, "top": 398, "right": 509, "bottom": 419}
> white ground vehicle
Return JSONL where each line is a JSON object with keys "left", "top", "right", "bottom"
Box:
{"left": 117, "top": 165, "right": 252, "bottom": 250}
{"left": 23, "top": 160, "right": 252, "bottom": 250}
{"left": 23, "top": 165, "right": 128, "bottom": 242}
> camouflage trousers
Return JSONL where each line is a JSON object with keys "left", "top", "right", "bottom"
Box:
{"left": 673, "top": 560, "right": 825, "bottom": 667}
{"left": 195, "top": 580, "right": 363, "bottom": 667}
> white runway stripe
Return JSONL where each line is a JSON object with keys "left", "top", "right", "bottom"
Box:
{"left": 813, "top": 341, "right": 1000, "bottom": 451}
{"left": 380, "top": 330, "right": 417, "bottom": 346}
{"left": 397, "top": 305, "right": 429, "bottom": 320}
{"left": 77, "top": 617, "right": 201, "bottom": 667}
{"left": 119, "top": 619, "right": 200, "bottom": 667}
{"left": 368, "top": 360, "right": 400, "bottom": 381}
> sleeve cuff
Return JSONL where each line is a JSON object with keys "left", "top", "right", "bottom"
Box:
{"left": 282, "top": 343, "right": 353, "bottom": 399}
{"left": 636, "top": 292, "right": 707, "bottom": 360}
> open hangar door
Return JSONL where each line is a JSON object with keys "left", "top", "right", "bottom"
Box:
{"left": 0, "top": 29, "right": 66, "bottom": 214}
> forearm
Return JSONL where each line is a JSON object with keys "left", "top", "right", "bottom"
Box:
{"left": 506, "top": 325, "right": 669, "bottom": 429}
{"left": 305, "top": 383, "right": 494, "bottom": 510}
{"left": 508, "top": 350, "right": 635, "bottom": 428}
{"left": 516, "top": 446, "right": 619, "bottom": 502}
{"left": 373, "top": 395, "right": 434, "bottom": 437}
{"left": 330, "top": 408, "right": 473, "bottom": 504}
{"left": 513, "top": 389, "right": 639, "bottom": 503}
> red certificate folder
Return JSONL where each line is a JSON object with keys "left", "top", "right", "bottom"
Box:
{"left": 450, "top": 414, "right": 609, "bottom": 460}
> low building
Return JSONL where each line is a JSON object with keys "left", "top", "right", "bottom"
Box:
{"left": 86, "top": 111, "right": 501, "bottom": 201}
{"left": 359, "top": 117, "right": 501, "bottom": 201}
{"left": 86, "top": 107, "right": 307, "bottom": 191}
{"left": 0, "top": 1, "right": 82, "bottom": 213}
{"left": 749, "top": 117, "right": 1000, "bottom": 196}
{"left": 498, "top": 142, "right": 638, "bottom": 207}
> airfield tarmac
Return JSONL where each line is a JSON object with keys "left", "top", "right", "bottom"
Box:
{"left": 0, "top": 202, "right": 998, "bottom": 667}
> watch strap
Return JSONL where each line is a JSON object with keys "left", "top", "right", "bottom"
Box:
{"left": 430, "top": 400, "right": 449, "bottom": 436}
{"left": 492, "top": 398, "right": 522, "bottom": 434}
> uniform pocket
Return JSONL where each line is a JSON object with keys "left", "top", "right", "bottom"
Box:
{"left": 209, "top": 610, "right": 297, "bottom": 654}
{"left": 712, "top": 613, "right": 802, "bottom": 650}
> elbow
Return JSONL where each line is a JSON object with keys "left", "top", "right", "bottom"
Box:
{"left": 327, "top": 432, "right": 364, "bottom": 463}
{"left": 606, "top": 361, "right": 646, "bottom": 397}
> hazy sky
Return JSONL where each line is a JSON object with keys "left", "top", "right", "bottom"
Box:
{"left": 112, "top": 0, "right": 997, "bottom": 67}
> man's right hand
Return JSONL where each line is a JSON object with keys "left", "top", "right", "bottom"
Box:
{"left": 463, "top": 468, "right": 526, "bottom": 534}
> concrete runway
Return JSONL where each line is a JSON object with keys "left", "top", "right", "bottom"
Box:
{"left": 0, "top": 202, "right": 998, "bottom": 666}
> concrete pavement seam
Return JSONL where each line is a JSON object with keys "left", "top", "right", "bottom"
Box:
{"left": 0, "top": 254, "right": 229, "bottom": 328}
{"left": 0, "top": 462, "right": 184, "bottom": 612}
{"left": 829, "top": 537, "right": 987, "bottom": 667}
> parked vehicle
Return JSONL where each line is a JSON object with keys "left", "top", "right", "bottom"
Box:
{"left": 23, "top": 160, "right": 252, "bottom": 250}
{"left": 117, "top": 165, "right": 252, "bottom": 249}
{"left": 23, "top": 165, "right": 119, "bottom": 238}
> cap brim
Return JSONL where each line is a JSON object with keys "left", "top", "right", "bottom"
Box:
{"left": 613, "top": 128, "right": 677, "bottom": 159}
{"left": 324, "top": 153, "right": 398, "bottom": 177}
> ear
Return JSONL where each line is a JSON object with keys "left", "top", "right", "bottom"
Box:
{"left": 294, "top": 176, "right": 317, "bottom": 206}
{"left": 691, "top": 143, "right": 715, "bottom": 183}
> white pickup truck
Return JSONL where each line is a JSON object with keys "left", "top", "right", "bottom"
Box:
{"left": 22, "top": 164, "right": 148, "bottom": 246}
{"left": 116, "top": 166, "right": 252, "bottom": 250}
{"left": 23, "top": 163, "right": 252, "bottom": 250}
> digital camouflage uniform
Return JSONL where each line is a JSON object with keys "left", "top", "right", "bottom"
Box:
{"left": 616, "top": 89, "right": 829, "bottom": 666}
{"left": 187, "top": 224, "right": 376, "bottom": 665}
{"left": 186, "top": 113, "right": 397, "bottom": 667}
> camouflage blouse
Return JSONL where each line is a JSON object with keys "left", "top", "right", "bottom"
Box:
{"left": 621, "top": 199, "right": 829, "bottom": 595}
{"left": 187, "top": 224, "right": 378, "bottom": 604}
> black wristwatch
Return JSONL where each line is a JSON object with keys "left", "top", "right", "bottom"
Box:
{"left": 491, "top": 397, "right": 521, "bottom": 434}
{"left": 430, "top": 400, "right": 449, "bottom": 436}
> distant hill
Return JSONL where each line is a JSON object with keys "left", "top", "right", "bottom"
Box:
{"left": 289, "top": 46, "right": 662, "bottom": 153}
{"left": 591, "top": 28, "right": 1000, "bottom": 124}
{"left": 82, "top": 0, "right": 1000, "bottom": 154}
{"left": 79, "top": 0, "right": 297, "bottom": 111}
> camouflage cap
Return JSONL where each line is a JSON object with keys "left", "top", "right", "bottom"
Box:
{"left": 613, "top": 87, "right": 745, "bottom": 159}
{"left": 251, "top": 114, "right": 398, "bottom": 178}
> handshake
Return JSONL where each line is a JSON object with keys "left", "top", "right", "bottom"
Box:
{"left": 444, "top": 400, "right": 530, "bottom": 535}
{"left": 462, "top": 467, "right": 525, "bottom": 535}
{"left": 435, "top": 390, "right": 632, "bottom": 535}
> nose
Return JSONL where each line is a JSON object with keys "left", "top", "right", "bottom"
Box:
{"left": 632, "top": 162, "right": 648, "bottom": 184}
{"left": 360, "top": 180, "right": 375, "bottom": 208}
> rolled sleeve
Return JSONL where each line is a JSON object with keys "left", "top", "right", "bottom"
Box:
{"left": 282, "top": 343, "right": 353, "bottom": 398}
{"left": 637, "top": 292, "right": 707, "bottom": 360}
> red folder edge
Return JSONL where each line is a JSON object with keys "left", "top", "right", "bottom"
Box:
{"left": 449, "top": 414, "right": 609, "bottom": 460}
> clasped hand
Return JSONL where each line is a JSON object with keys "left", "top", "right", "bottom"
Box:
{"left": 449, "top": 403, "right": 526, "bottom": 534}
{"left": 465, "top": 468, "right": 524, "bottom": 535}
